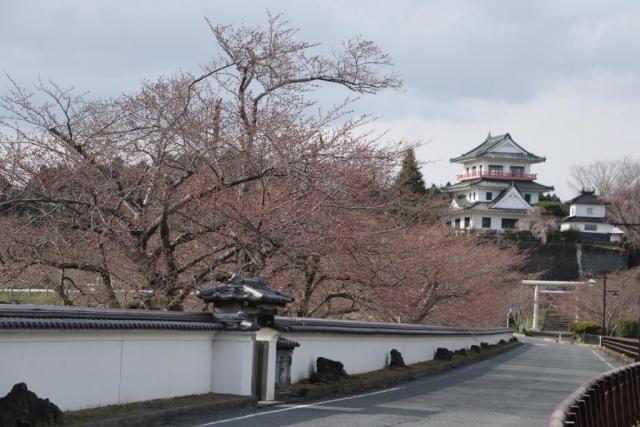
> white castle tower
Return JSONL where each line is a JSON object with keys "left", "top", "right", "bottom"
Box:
{"left": 444, "top": 133, "right": 553, "bottom": 231}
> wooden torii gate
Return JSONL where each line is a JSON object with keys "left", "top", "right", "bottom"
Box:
{"left": 522, "top": 280, "right": 589, "bottom": 331}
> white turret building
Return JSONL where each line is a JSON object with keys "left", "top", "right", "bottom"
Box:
{"left": 560, "top": 190, "right": 624, "bottom": 242}
{"left": 443, "top": 133, "right": 554, "bottom": 231}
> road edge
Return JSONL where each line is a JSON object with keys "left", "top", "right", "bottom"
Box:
{"left": 67, "top": 395, "right": 257, "bottom": 427}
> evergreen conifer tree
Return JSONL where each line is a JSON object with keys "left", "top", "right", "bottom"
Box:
{"left": 396, "top": 148, "right": 426, "bottom": 194}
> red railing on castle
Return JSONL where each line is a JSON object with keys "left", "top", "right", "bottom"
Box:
{"left": 456, "top": 171, "right": 537, "bottom": 181}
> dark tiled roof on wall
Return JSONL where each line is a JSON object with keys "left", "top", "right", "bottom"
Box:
{"left": 274, "top": 316, "right": 510, "bottom": 336}
{"left": 197, "top": 285, "right": 293, "bottom": 306}
{"left": 276, "top": 336, "right": 300, "bottom": 350}
{"left": 196, "top": 275, "right": 294, "bottom": 307}
{"left": 0, "top": 304, "right": 257, "bottom": 331}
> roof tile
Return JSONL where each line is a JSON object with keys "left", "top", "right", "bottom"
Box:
{"left": 450, "top": 133, "right": 545, "bottom": 163}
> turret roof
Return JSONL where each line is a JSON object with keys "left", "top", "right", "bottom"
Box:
{"left": 450, "top": 133, "right": 545, "bottom": 163}
{"left": 443, "top": 178, "right": 554, "bottom": 193}
{"left": 566, "top": 190, "right": 605, "bottom": 206}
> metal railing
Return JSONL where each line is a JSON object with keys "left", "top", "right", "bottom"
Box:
{"left": 602, "top": 336, "right": 640, "bottom": 360}
{"left": 579, "top": 333, "right": 602, "bottom": 346}
{"left": 548, "top": 362, "right": 640, "bottom": 427}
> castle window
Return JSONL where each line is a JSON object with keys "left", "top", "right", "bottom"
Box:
{"left": 489, "top": 165, "right": 503, "bottom": 175}
{"left": 510, "top": 166, "right": 525, "bottom": 176}
{"left": 584, "top": 224, "right": 597, "bottom": 231}
{"left": 587, "top": 207, "right": 594, "bottom": 215}
{"left": 482, "top": 217, "right": 491, "bottom": 228}
{"left": 501, "top": 218, "right": 518, "bottom": 229}
{"left": 464, "top": 217, "right": 470, "bottom": 228}
{"left": 524, "top": 194, "right": 531, "bottom": 203}
{"left": 486, "top": 192, "right": 493, "bottom": 201}
{"left": 455, "top": 218, "right": 461, "bottom": 228}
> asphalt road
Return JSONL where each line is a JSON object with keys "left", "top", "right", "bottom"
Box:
{"left": 173, "top": 338, "right": 623, "bottom": 427}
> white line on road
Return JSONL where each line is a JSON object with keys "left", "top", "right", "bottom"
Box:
{"left": 196, "top": 386, "right": 404, "bottom": 426}
{"left": 591, "top": 349, "right": 615, "bottom": 369}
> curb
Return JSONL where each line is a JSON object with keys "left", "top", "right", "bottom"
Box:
{"left": 68, "top": 396, "right": 257, "bottom": 427}
{"left": 288, "top": 341, "right": 522, "bottom": 401}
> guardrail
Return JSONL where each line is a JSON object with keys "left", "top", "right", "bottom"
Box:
{"left": 579, "top": 333, "right": 601, "bottom": 346}
{"left": 548, "top": 362, "right": 640, "bottom": 427}
{"left": 602, "top": 336, "right": 640, "bottom": 360}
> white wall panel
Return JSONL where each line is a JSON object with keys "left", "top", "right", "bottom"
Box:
{"left": 0, "top": 330, "right": 254, "bottom": 411}
{"left": 282, "top": 332, "right": 512, "bottom": 383}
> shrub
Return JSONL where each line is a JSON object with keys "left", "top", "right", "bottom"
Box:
{"left": 561, "top": 229, "right": 582, "bottom": 243}
{"left": 516, "top": 230, "right": 534, "bottom": 241}
{"left": 537, "top": 201, "right": 569, "bottom": 218}
{"left": 546, "top": 230, "right": 562, "bottom": 242}
{"left": 501, "top": 229, "right": 517, "bottom": 240}
{"left": 616, "top": 319, "right": 639, "bottom": 338}
{"left": 569, "top": 320, "right": 602, "bottom": 335}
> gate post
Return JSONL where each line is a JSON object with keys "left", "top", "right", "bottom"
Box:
{"left": 533, "top": 285, "right": 540, "bottom": 330}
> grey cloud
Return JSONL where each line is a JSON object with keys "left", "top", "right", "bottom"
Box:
{"left": 2, "top": 0, "right": 639, "bottom": 198}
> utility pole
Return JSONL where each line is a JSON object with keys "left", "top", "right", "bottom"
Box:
{"left": 601, "top": 274, "right": 607, "bottom": 335}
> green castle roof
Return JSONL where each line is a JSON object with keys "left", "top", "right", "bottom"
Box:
{"left": 451, "top": 133, "right": 545, "bottom": 163}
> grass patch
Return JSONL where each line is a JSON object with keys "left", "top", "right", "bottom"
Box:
{"left": 0, "top": 291, "right": 61, "bottom": 305}
{"left": 64, "top": 393, "right": 239, "bottom": 426}
{"left": 583, "top": 243, "right": 625, "bottom": 252}
{"left": 290, "top": 341, "right": 520, "bottom": 398}
{"left": 293, "top": 358, "right": 444, "bottom": 391}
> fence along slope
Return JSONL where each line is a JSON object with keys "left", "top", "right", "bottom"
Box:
{"left": 548, "top": 362, "right": 640, "bottom": 427}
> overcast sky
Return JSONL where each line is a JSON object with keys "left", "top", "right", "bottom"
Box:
{"left": 2, "top": 0, "right": 639, "bottom": 198}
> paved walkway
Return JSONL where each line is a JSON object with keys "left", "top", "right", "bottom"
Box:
{"left": 173, "top": 338, "right": 624, "bottom": 427}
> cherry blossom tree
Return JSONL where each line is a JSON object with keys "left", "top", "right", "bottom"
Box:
{"left": 556, "top": 267, "right": 640, "bottom": 334}
{"left": 570, "top": 158, "right": 640, "bottom": 246}
{"left": 0, "top": 15, "right": 526, "bottom": 328}
{"left": 0, "top": 15, "right": 401, "bottom": 310}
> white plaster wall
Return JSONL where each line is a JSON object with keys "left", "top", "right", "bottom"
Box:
{"left": 560, "top": 222, "right": 619, "bottom": 234}
{"left": 471, "top": 215, "right": 482, "bottom": 229}
{"left": 492, "top": 190, "right": 530, "bottom": 210}
{"left": 282, "top": 332, "right": 512, "bottom": 383}
{"left": 0, "top": 329, "right": 254, "bottom": 411}
{"left": 256, "top": 327, "right": 279, "bottom": 400}
{"left": 468, "top": 214, "right": 527, "bottom": 231}
{"left": 210, "top": 332, "right": 255, "bottom": 397}
{"left": 573, "top": 204, "right": 606, "bottom": 218}
{"left": 463, "top": 161, "right": 532, "bottom": 176}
